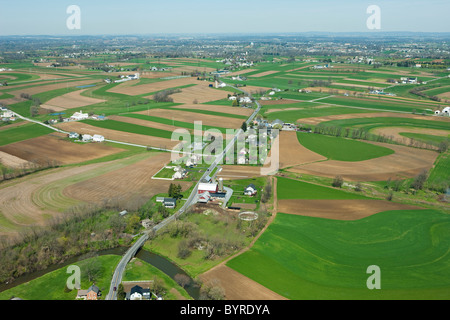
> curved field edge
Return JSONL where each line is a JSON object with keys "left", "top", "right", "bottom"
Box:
{"left": 296, "top": 132, "right": 395, "bottom": 161}
{"left": 226, "top": 210, "right": 450, "bottom": 300}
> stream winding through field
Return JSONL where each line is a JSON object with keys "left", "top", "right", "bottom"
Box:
{"left": 0, "top": 247, "right": 200, "bottom": 300}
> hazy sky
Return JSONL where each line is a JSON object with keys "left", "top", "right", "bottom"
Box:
{"left": 0, "top": 0, "right": 449, "bottom": 36}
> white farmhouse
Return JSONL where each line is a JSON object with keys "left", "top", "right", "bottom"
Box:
{"left": 82, "top": 134, "right": 93, "bottom": 142}
{"left": 71, "top": 110, "right": 89, "bottom": 121}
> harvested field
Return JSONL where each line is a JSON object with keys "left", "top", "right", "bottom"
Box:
{"left": 372, "top": 127, "right": 450, "bottom": 143}
{"left": 0, "top": 151, "right": 30, "bottom": 169}
{"left": 265, "top": 107, "right": 303, "bottom": 114}
{"left": 199, "top": 265, "right": 287, "bottom": 300}
{"left": 54, "top": 121, "right": 180, "bottom": 149}
{"left": 109, "top": 77, "right": 197, "bottom": 96}
{"left": 260, "top": 99, "right": 299, "bottom": 106}
{"left": 173, "top": 104, "right": 254, "bottom": 117}
{"left": 277, "top": 131, "right": 327, "bottom": 168}
{"left": 108, "top": 115, "right": 186, "bottom": 133}
{"left": 297, "top": 111, "right": 450, "bottom": 126}
{"left": 8, "top": 79, "right": 102, "bottom": 96}
{"left": 217, "top": 166, "right": 263, "bottom": 180}
{"left": 134, "top": 108, "right": 244, "bottom": 129}
{"left": 63, "top": 152, "right": 191, "bottom": 204}
{"left": 278, "top": 199, "right": 423, "bottom": 220}
{"left": 171, "top": 65, "right": 216, "bottom": 74}
{"left": 168, "top": 83, "right": 230, "bottom": 104}
{"left": 0, "top": 134, "right": 125, "bottom": 166}
{"left": 287, "top": 141, "right": 439, "bottom": 181}
{"left": 226, "top": 69, "right": 258, "bottom": 77}
{"left": 249, "top": 70, "right": 280, "bottom": 78}
{"left": 41, "top": 89, "right": 106, "bottom": 112}
{"left": 0, "top": 162, "right": 108, "bottom": 235}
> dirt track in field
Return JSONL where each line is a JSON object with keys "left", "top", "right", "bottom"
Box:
{"left": 62, "top": 152, "right": 191, "bottom": 204}
{"left": 0, "top": 134, "right": 124, "bottom": 166}
{"left": 199, "top": 177, "right": 287, "bottom": 300}
{"left": 278, "top": 199, "right": 423, "bottom": 220}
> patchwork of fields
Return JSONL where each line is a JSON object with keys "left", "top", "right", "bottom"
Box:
{"left": 0, "top": 55, "right": 449, "bottom": 301}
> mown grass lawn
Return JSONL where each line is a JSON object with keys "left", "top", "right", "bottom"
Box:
{"left": 297, "top": 132, "right": 395, "bottom": 161}
{"left": 227, "top": 210, "right": 450, "bottom": 300}
{"left": 0, "top": 255, "right": 121, "bottom": 300}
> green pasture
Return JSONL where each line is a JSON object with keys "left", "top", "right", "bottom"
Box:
{"left": 0, "top": 123, "right": 54, "bottom": 146}
{"left": 227, "top": 210, "right": 450, "bottom": 300}
{"left": 276, "top": 177, "right": 370, "bottom": 200}
{"left": 297, "top": 132, "right": 395, "bottom": 161}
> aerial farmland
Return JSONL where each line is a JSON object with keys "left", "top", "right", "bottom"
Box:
{"left": 0, "top": 28, "right": 449, "bottom": 305}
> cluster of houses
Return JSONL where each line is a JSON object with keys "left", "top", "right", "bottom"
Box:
{"left": 312, "top": 64, "right": 332, "bottom": 70}
{"left": 434, "top": 107, "right": 450, "bottom": 116}
{"left": 104, "top": 73, "right": 140, "bottom": 84}
{"left": 76, "top": 282, "right": 162, "bottom": 300}
{"left": 228, "top": 95, "right": 252, "bottom": 105}
{"left": 369, "top": 90, "right": 396, "bottom": 96}
{"left": 400, "top": 77, "right": 418, "bottom": 84}
{"left": 68, "top": 131, "right": 105, "bottom": 143}
{"left": 253, "top": 118, "right": 298, "bottom": 132}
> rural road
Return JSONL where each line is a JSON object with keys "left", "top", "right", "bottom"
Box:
{"left": 105, "top": 81, "right": 262, "bottom": 300}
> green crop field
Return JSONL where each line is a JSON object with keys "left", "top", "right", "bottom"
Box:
{"left": 297, "top": 132, "right": 395, "bottom": 161}
{"left": 227, "top": 210, "right": 450, "bottom": 300}
{"left": 264, "top": 105, "right": 373, "bottom": 122}
{"left": 277, "top": 176, "right": 370, "bottom": 200}
{"left": 0, "top": 123, "right": 54, "bottom": 146}
{"left": 428, "top": 152, "right": 450, "bottom": 190}
{"left": 320, "top": 117, "right": 450, "bottom": 133}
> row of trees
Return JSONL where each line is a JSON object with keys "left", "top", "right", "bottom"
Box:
{"left": 153, "top": 88, "right": 182, "bottom": 103}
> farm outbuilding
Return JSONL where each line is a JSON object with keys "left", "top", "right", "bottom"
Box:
{"left": 93, "top": 135, "right": 105, "bottom": 142}
{"left": 198, "top": 182, "right": 219, "bottom": 194}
